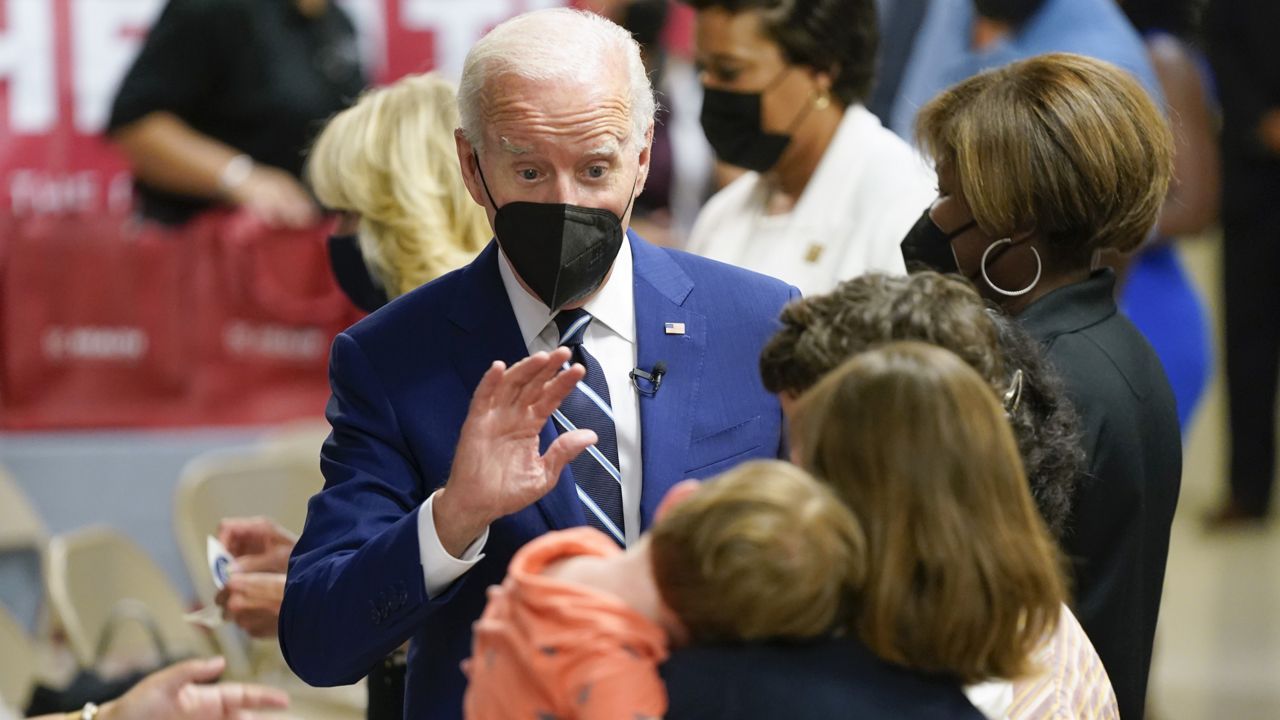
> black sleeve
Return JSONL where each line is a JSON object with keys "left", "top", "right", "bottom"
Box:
{"left": 106, "top": 0, "right": 234, "bottom": 132}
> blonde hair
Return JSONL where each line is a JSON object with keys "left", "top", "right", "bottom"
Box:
{"left": 792, "top": 342, "right": 1066, "bottom": 683}
{"left": 650, "top": 460, "right": 865, "bottom": 643}
{"left": 308, "top": 73, "right": 490, "bottom": 298}
{"left": 916, "top": 53, "right": 1173, "bottom": 260}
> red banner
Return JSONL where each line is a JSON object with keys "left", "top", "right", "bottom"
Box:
{"left": 0, "top": 211, "right": 368, "bottom": 429}
{"left": 0, "top": 0, "right": 575, "bottom": 428}
{"left": 0, "top": 0, "right": 573, "bottom": 215}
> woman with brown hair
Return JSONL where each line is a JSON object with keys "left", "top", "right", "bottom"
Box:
{"left": 759, "top": 271, "right": 1082, "bottom": 540}
{"left": 907, "top": 52, "right": 1181, "bottom": 717}
{"left": 791, "top": 341, "right": 1115, "bottom": 718}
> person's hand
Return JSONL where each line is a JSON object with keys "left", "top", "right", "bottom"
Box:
{"left": 98, "top": 656, "right": 288, "bottom": 720}
{"left": 227, "top": 165, "right": 319, "bottom": 229}
{"left": 434, "top": 349, "right": 596, "bottom": 557}
{"left": 214, "top": 572, "right": 286, "bottom": 639}
{"left": 217, "top": 517, "right": 297, "bottom": 574}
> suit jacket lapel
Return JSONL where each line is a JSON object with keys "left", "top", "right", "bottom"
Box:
{"left": 631, "top": 233, "right": 705, "bottom": 529}
{"left": 445, "top": 242, "right": 586, "bottom": 532}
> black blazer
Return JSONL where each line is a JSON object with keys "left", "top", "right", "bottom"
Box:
{"left": 1019, "top": 269, "right": 1181, "bottom": 720}
{"left": 661, "top": 638, "right": 985, "bottom": 720}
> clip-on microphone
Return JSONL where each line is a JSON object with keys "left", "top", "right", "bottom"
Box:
{"left": 629, "top": 361, "right": 667, "bottom": 397}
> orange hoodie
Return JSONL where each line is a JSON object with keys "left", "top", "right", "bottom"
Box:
{"left": 463, "top": 527, "right": 670, "bottom": 720}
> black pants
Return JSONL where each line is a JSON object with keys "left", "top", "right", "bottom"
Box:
{"left": 1222, "top": 164, "right": 1280, "bottom": 513}
{"left": 366, "top": 651, "right": 407, "bottom": 720}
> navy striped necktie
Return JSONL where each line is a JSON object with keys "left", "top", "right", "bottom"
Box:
{"left": 552, "top": 309, "right": 625, "bottom": 545}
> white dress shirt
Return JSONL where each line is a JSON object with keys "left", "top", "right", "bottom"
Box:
{"left": 415, "top": 236, "right": 642, "bottom": 598}
{"left": 687, "top": 104, "right": 936, "bottom": 296}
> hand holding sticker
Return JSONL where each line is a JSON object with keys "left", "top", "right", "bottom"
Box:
{"left": 185, "top": 536, "right": 235, "bottom": 628}
{"left": 207, "top": 535, "right": 234, "bottom": 590}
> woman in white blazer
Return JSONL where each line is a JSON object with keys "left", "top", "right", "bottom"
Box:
{"left": 686, "top": 0, "right": 936, "bottom": 295}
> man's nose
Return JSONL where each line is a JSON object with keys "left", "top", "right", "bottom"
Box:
{"left": 546, "top": 173, "right": 582, "bottom": 206}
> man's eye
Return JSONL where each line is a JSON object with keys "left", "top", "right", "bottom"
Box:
{"left": 586, "top": 166, "right": 607, "bottom": 179}
{"left": 519, "top": 169, "right": 539, "bottom": 181}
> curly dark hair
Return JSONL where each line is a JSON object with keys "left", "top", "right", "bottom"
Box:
{"left": 760, "top": 272, "right": 1083, "bottom": 538}
{"left": 684, "top": 0, "right": 879, "bottom": 106}
{"left": 987, "top": 312, "right": 1083, "bottom": 539}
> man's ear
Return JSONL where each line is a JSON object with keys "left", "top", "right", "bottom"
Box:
{"left": 454, "top": 129, "right": 488, "bottom": 209}
{"left": 634, "top": 121, "right": 655, "bottom": 197}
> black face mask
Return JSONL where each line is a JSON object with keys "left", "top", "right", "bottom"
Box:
{"left": 700, "top": 68, "right": 809, "bottom": 172}
{"left": 899, "top": 208, "right": 976, "bottom": 273}
{"left": 327, "top": 233, "right": 390, "bottom": 313}
{"left": 475, "top": 154, "right": 635, "bottom": 311}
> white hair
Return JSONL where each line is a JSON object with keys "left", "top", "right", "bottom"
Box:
{"left": 458, "top": 8, "right": 656, "bottom": 152}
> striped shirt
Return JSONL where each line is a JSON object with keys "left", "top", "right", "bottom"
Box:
{"left": 1009, "top": 605, "right": 1119, "bottom": 719}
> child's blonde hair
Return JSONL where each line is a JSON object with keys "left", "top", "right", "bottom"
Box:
{"left": 650, "top": 460, "right": 865, "bottom": 643}
{"left": 308, "top": 73, "right": 490, "bottom": 298}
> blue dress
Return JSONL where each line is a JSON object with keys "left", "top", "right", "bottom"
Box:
{"left": 1120, "top": 243, "right": 1211, "bottom": 429}
{"left": 1121, "top": 34, "right": 1215, "bottom": 429}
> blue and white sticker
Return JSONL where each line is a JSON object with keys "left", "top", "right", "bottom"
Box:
{"left": 207, "top": 535, "right": 233, "bottom": 590}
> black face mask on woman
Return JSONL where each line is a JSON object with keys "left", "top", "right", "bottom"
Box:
{"left": 899, "top": 208, "right": 976, "bottom": 273}
{"left": 700, "top": 67, "right": 811, "bottom": 173}
{"left": 327, "top": 233, "right": 390, "bottom": 314}
{"left": 475, "top": 153, "right": 636, "bottom": 311}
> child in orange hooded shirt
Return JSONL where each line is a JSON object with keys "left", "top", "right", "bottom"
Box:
{"left": 462, "top": 460, "right": 865, "bottom": 720}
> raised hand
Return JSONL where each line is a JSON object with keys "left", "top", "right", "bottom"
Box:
{"left": 434, "top": 348, "right": 596, "bottom": 557}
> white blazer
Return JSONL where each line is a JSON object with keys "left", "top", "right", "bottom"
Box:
{"left": 687, "top": 104, "right": 937, "bottom": 296}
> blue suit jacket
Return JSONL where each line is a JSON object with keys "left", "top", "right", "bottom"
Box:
{"left": 279, "top": 233, "right": 799, "bottom": 718}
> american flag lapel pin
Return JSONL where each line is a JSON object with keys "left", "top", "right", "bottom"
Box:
{"left": 664, "top": 322, "right": 685, "bottom": 335}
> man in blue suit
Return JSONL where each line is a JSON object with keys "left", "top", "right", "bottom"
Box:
{"left": 278, "top": 8, "right": 798, "bottom": 718}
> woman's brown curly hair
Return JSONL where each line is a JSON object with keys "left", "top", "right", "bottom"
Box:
{"left": 760, "top": 272, "right": 1082, "bottom": 537}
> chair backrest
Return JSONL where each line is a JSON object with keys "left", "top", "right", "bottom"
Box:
{"left": 0, "top": 603, "right": 35, "bottom": 712}
{"left": 259, "top": 419, "right": 330, "bottom": 462}
{"left": 47, "top": 526, "right": 215, "bottom": 668}
{"left": 173, "top": 443, "right": 322, "bottom": 603}
{"left": 172, "top": 442, "right": 324, "bottom": 677}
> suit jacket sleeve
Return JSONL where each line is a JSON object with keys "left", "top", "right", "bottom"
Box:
{"left": 279, "top": 331, "right": 472, "bottom": 686}
{"left": 774, "top": 284, "right": 803, "bottom": 461}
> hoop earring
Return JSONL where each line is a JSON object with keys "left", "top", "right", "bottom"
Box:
{"left": 981, "top": 238, "right": 1042, "bottom": 297}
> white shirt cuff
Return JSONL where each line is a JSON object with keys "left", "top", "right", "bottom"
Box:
{"left": 418, "top": 490, "right": 488, "bottom": 599}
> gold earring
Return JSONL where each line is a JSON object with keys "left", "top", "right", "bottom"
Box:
{"left": 815, "top": 93, "right": 831, "bottom": 111}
